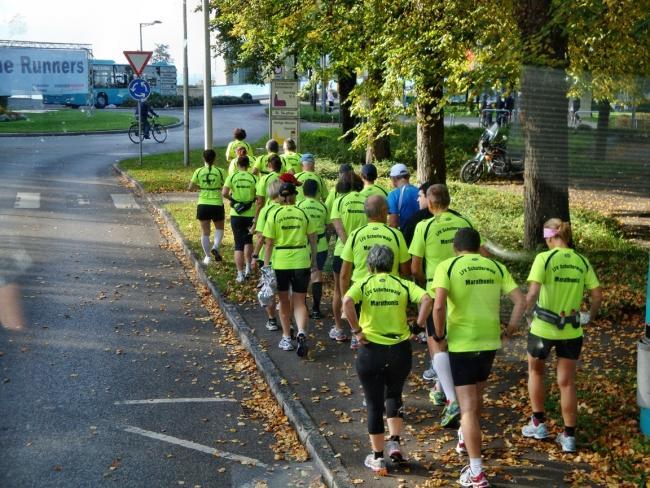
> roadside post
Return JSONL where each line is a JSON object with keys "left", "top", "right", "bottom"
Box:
{"left": 124, "top": 51, "right": 153, "bottom": 166}
{"left": 269, "top": 68, "right": 300, "bottom": 150}
{"left": 639, "top": 258, "right": 650, "bottom": 436}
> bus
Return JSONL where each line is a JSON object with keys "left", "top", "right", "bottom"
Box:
{"left": 43, "top": 59, "right": 177, "bottom": 108}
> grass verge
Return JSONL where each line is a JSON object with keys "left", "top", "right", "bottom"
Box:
{"left": 0, "top": 109, "right": 178, "bottom": 133}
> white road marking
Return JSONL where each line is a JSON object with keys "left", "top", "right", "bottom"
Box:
{"left": 114, "top": 397, "right": 237, "bottom": 405}
{"left": 123, "top": 426, "right": 268, "bottom": 468}
{"left": 110, "top": 193, "right": 140, "bottom": 209}
{"left": 66, "top": 193, "right": 91, "bottom": 207}
{"left": 14, "top": 192, "right": 40, "bottom": 209}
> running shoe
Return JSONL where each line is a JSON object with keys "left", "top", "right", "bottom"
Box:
{"left": 386, "top": 440, "right": 406, "bottom": 464}
{"left": 521, "top": 416, "right": 550, "bottom": 440}
{"left": 455, "top": 428, "right": 467, "bottom": 455}
{"left": 202, "top": 255, "right": 211, "bottom": 266}
{"left": 265, "top": 318, "right": 279, "bottom": 331}
{"left": 364, "top": 454, "right": 388, "bottom": 476}
{"left": 278, "top": 336, "right": 294, "bottom": 351}
{"left": 296, "top": 332, "right": 309, "bottom": 358}
{"left": 328, "top": 327, "right": 348, "bottom": 342}
{"left": 414, "top": 331, "right": 427, "bottom": 344}
{"left": 422, "top": 364, "right": 437, "bottom": 381}
{"left": 244, "top": 267, "right": 252, "bottom": 279}
{"left": 556, "top": 432, "right": 577, "bottom": 453}
{"left": 350, "top": 336, "right": 361, "bottom": 350}
{"left": 459, "top": 465, "right": 490, "bottom": 487}
{"left": 429, "top": 387, "right": 447, "bottom": 406}
{"left": 441, "top": 400, "right": 461, "bottom": 428}
{"left": 236, "top": 272, "right": 246, "bottom": 283}
{"left": 210, "top": 248, "right": 223, "bottom": 262}
{"left": 309, "top": 309, "right": 322, "bottom": 320}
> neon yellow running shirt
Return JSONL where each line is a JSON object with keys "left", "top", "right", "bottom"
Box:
{"left": 330, "top": 191, "right": 367, "bottom": 257}
{"left": 263, "top": 205, "right": 317, "bottom": 270}
{"left": 296, "top": 198, "right": 330, "bottom": 253}
{"left": 190, "top": 165, "right": 226, "bottom": 206}
{"left": 224, "top": 171, "right": 258, "bottom": 217}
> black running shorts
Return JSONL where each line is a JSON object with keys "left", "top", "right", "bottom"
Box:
{"left": 230, "top": 216, "right": 253, "bottom": 251}
{"left": 196, "top": 204, "right": 225, "bottom": 221}
{"left": 527, "top": 332, "right": 583, "bottom": 361}
{"left": 448, "top": 350, "right": 497, "bottom": 386}
{"left": 275, "top": 268, "right": 310, "bottom": 293}
{"left": 316, "top": 250, "right": 328, "bottom": 271}
{"left": 332, "top": 255, "right": 343, "bottom": 274}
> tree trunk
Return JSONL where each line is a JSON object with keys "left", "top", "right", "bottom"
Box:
{"left": 364, "top": 69, "right": 391, "bottom": 163}
{"left": 595, "top": 99, "right": 610, "bottom": 160}
{"left": 521, "top": 66, "right": 570, "bottom": 249}
{"left": 365, "top": 135, "right": 391, "bottom": 163}
{"left": 415, "top": 95, "right": 445, "bottom": 184}
{"left": 337, "top": 70, "right": 357, "bottom": 143}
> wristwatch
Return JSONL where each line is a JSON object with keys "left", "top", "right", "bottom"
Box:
{"left": 431, "top": 331, "right": 446, "bottom": 342}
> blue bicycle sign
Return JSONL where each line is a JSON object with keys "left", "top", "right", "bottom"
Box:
{"left": 128, "top": 78, "right": 151, "bottom": 102}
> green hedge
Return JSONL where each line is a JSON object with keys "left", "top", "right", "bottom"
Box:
{"left": 120, "top": 92, "right": 259, "bottom": 108}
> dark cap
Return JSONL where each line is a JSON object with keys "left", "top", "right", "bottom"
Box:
{"left": 360, "top": 163, "right": 377, "bottom": 180}
{"left": 339, "top": 163, "right": 353, "bottom": 174}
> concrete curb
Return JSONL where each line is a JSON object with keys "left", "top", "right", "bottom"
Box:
{"left": 113, "top": 164, "right": 354, "bottom": 488}
{"left": 0, "top": 121, "right": 183, "bottom": 138}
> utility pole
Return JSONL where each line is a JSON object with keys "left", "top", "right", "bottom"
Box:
{"left": 202, "top": 0, "right": 213, "bottom": 149}
{"left": 183, "top": 0, "right": 190, "bottom": 166}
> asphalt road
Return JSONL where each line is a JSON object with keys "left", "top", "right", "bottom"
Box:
{"left": 0, "top": 105, "right": 320, "bottom": 487}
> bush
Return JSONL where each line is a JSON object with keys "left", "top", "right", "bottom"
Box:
{"left": 120, "top": 93, "right": 259, "bottom": 108}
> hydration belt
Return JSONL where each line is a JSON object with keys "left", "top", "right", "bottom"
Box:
{"left": 275, "top": 245, "right": 307, "bottom": 250}
{"left": 533, "top": 305, "right": 580, "bottom": 330}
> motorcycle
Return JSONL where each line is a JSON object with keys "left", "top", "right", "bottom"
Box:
{"left": 460, "top": 123, "right": 524, "bottom": 183}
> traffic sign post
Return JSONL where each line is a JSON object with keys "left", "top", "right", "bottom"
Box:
{"left": 124, "top": 51, "right": 153, "bottom": 166}
{"left": 269, "top": 79, "right": 300, "bottom": 149}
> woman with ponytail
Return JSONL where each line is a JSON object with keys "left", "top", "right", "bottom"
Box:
{"left": 188, "top": 149, "right": 226, "bottom": 266}
{"left": 521, "top": 218, "right": 602, "bottom": 453}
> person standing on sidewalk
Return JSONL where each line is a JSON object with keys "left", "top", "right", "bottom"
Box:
{"left": 188, "top": 149, "right": 226, "bottom": 266}
{"left": 295, "top": 154, "right": 328, "bottom": 203}
{"left": 222, "top": 156, "right": 258, "bottom": 282}
{"left": 330, "top": 171, "right": 367, "bottom": 345}
{"left": 409, "top": 184, "right": 484, "bottom": 427}
{"left": 521, "top": 219, "right": 602, "bottom": 453}
{"left": 263, "top": 176, "right": 318, "bottom": 357}
{"left": 432, "top": 228, "right": 525, "bottom": 488}
{"left": 359, "top": 163, "right": 388, "bottom": 200}
{"left": 296, "top": 179, "right": 330, "bottom": 320}
{"left": 251, "top": 180, "right": 282, "bottom": 332}
{"left": 343, "top": 245, "right": 432, "bottom": 476}
{"left": 339, "top": 195, "right": 411, "bottom": 343}
{"left": 225, "top": 128, "right": 254, "bottom": 163}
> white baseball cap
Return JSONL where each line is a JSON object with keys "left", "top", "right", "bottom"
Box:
{"left": 389, "top": 163, "right": 409, "bottom": 177}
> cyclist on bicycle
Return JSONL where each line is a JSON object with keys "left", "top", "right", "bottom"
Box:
{"left": 136, "top": 101, "right": 158, "bottom": 139}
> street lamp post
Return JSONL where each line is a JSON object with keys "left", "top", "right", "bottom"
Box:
{"left": 139, "top": 20, "right": 162, "bottom": 51}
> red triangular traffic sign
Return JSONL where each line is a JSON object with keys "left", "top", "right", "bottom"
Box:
{"left": 123, "top": 51, "right": 153, "bottom": 76}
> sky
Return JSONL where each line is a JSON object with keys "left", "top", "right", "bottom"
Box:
{"left": 0, "top": 0, "right": 226, "bottom": 85}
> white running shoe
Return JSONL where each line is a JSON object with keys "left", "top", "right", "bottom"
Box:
{"left": 556, "top": 432, "right": 577, "bottom": 452}
{"left": 278, "top": 336, "right": 294, "bottom": 351}
{"left": 521, "top": 416, "right": 550, "bottom": 439}
{"left": 202, "top": 256, "right": 211, "bottom": 266}
{"left": 328, "top": 327, "right": 348, "bottom": 342}
{"left": 364, "top": 454, "right": 388, "bottom": 476}
{"left": 386, "top": 440, "right": 405, "bottom": 463}
{"left": 236, "top": 271, "right": 245, "bottom": 283}
{"left": 459, "top": 465, "right": 490, "bottom": 487}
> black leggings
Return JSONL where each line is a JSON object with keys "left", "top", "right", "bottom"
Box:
{"left": 356, "top": 340, "right": 412, "bottom": 435}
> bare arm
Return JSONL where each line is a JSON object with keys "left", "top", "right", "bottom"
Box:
{"left": 222, "top": 186, "right": 232, "bottom": 200}
{"left": 188, "top": 182, "right": 198, "bottom": 191}
{"left": 388, "top": 213, "right": 399, "bottom": 228}
{"left": 416, "top": 294, "right": 433, "bottom": 327}
{"left": 342, "top": 295, "right": 359, "bottom": 331}
{"left": 411, "top": 256, "right": 424, "bottom": 285}
{"left": 588, "top": 286, "right": 603, "bottom": 322}
{"left": 263, "top": 237, "right": 274, "bottom": 267}
{"left": 332, "top": 218, "right": 347, "bottom": 244}
{"left": 432, "top": 288, "right": 448, "bottom": 339}
{"left": 399, "top": 260, "right": 411, "bottom": 279}
{"left": 505, "top": 287, "right": 526, "bottom": 337}
{"left": 525, "top": 281, "right": 542, "bottom": 325}
{"left": 254, "top": 196, "right": 265, "bottom": 222}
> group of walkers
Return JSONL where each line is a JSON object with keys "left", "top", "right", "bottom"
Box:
{"left": 188, "top": 128, "right": 603, "bottom": 487}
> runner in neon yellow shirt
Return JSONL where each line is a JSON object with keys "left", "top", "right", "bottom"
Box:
{"left": 296, "top": 179, "right": 331, "bottom": 320}
{"left": 280, "top": 138, "right": 302, "bottom": 174}
{"left": 223, "top": 156, "right": 258, "bottom": 282}
{"left": 253, "top": 139, "right": 284, "bottom": 175}
{"left": 432, "top": 228, "right": 524, "bottom": 487}
{"left": 295, "top": 153, "right": 329, "bottom": 203}
{"left": 521, "top": 218, "right": 602, "bottom": 454}
{"left": 225, "top": 127, "right": 254, "bottom": 163}
{"left": 253, "top": 155, "right": 283, "bottom": 226}
{"left": 227, "top": 145, "right": 254, "bottom": 175}
{"left": 409, "top": 184, "right": 485, "bottom": 424}
{"left": 188, "top": 149, "right": 227, "bottom": 266}
{"left": 343, "top": 244, "right": 432, "bottom": 475}
{"left": 359, "top": 163, "right": 388, "bottom": 199}
{"left": 263, "top": 177, "right": 317, "bottom": 358}
{"left": 330, "top": 170, "right": 366, "bottom": 343}
{"left": 340, "top": 195, "right": 410, "bottom": 296}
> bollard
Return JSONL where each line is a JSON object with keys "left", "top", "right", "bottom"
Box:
{"left": 638, "top": 257, "right": 650, "bottom": 436}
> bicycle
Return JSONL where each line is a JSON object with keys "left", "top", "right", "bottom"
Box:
{"left": 128, "top": 116, "right": 168, "bottom": 143}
